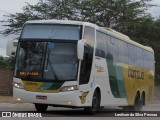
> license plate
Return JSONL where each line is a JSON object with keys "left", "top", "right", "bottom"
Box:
{"left": 36, "top": 95, "right": 47, "bottom": 100}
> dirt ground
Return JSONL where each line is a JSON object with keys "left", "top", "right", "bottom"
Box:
{"left": 0, "top": 86, "right": 160, "bottom": 103}
{"left": 0, "top": 96, "right": 13, "bottom": 103}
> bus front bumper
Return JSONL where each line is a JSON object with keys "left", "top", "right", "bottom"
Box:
{"left": 13, "top": 88, "right": 84, "bottom": 107}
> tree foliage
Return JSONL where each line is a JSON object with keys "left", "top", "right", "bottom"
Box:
{"left": 1, "top": 0, "right": 160, "bottom": 84}
{"left": 1, "top": 0, "right": 152, "bottom": 36}
{"left": 0, "top": 56, "right": 14, "bottom": 69}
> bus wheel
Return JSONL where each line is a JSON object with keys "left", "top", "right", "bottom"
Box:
{"left": 35, "top": 104, "right": 48, "bottom": 112}
{"left": 130, "top": 94, "right": 142, "bottom": 111}
{"left": 141, "top": 93, "right": 145, "bottom": 106}
{"left": 84, "top": 90, "right": 100, "bottom": 114}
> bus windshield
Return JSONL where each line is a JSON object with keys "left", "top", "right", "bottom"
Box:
{"left": 15, "top": 42, "right": 78, "bottom": 81}
{"left": 15, "top": 24, "right": 81, "bottom": 81}
{"left": 15, "top": 42, "right": 45, "bottom": 80}
{"left": 43, "top": 42, "right": 78, "bottom": 80}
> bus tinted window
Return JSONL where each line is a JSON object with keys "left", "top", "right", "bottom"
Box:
{"left": 144, "top": 51, "right": 154, "bottom": 70}
{"left": 149, "top": 52, "right": 155, "bottom": 70}
{"left": 118, "top": 40, "right": 128, "bottom": 63}
{"left": 136, "top": 47, "right": 144, "bottom": 68}
{"left": 84, "top": 26, "right": 95, "bottom": 48}
{"left": 80, "top": 26, "right": 95, "bottom": 85}
{"left": 96, "top": 31, "right": 107, "bottom": 57}
{"left": 21, "top": 25, "right": 81, "bottom": 40}
{"left": 128, "top": 44, "right": 137, "bottom": 66}
{"left": 107, "top": 37, "right": 118, "bottom": 60}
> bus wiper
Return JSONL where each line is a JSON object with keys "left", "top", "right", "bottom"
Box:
{"left": 46, "top": 50, "right": 59, "bottom": 80}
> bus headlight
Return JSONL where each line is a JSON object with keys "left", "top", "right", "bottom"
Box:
{"left": 13, "top": 82, "right": 24, "bottom": 89}
{"left": 60, "top": 85, "right": 78, "bottom": 92}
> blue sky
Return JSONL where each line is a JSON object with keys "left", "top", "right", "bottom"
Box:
{"left": 0, "top": 0, "right": 160, "bottom": 57}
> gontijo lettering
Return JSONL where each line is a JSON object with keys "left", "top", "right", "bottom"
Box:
{"left": 128, "top": 69, "right": 144, "bottom": 80}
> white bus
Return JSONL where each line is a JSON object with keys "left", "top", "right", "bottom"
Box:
{"left": 13, "top": 20, "right": 155, "bottom": 114}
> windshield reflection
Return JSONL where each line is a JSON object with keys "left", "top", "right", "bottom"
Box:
{"left": 44, "top": 42, "right": 78, "bottom": 80}
{"left": 15, "top": 42, "right": 46, "bottom": 79}
{"left": 15, "top": 41, "right": 78, "bottom": 81}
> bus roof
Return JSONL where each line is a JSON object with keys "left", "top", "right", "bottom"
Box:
{"left": 98, "top": 27, "right": 154, "bottom": 53}
{"left": 25, "top": 19, "right": 98, "bottom": 28}
{"left": 25, "top": 19, "right": 154, "bottom": 53}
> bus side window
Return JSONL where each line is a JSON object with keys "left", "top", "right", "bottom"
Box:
{"left": 95, "top": 31, "right": 107, "bottom": 58}
{"left": 128, "top": 44, "right": 137, "bottom": 66}
{"left": 118, "top": 40, "right": 128, "bottom": 63}
{"left": 149, "top": 52, "right": 155, "bottom": 70}
{"left": 136, "top": 47, "right": 143, "bottom": 68}
{"left": 107, "top": 37, "right": 118, "bottom": 61}
{"left": 79, "top": 46, "right": 91, "bottom": 85}
{"left": 144, "top": 50, "right": 154, "bottom": 70}
{"left": 79, "top": 26, "right": 95, "bottom": 85}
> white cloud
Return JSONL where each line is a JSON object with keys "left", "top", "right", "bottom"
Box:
{"left": 0, "top": 0, "right": 38, "bottom": 14}
{"left": 150, "top": 0, "right": 160, "bottom": 18}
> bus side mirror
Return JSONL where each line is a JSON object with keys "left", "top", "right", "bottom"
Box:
{"left": 6, "top": 39, "right": 18, "bottom": 57}
{"left": 77, "top": 39, "right": 86, "bottom": 60}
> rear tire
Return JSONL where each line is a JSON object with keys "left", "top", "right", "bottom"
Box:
{"left": 141, "top": 93, "right": 145, "bottom": 106}
{"left": 84, "top": 90, "right": 100, "bottom": 114}
{"left": 133, "top": 94, "right": 143, "bottom": 111}
{"left": 130, "top": 94, "right": 143, "bottom": 111}
{"left": 35, "top": 104, "right": 48, "bottom": 112}
{"left": 123, "top": 94, "right": 143, "bottom": 111}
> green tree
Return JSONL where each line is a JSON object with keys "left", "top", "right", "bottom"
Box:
{"left": 0, "top": 0, "right": 153, "bottom": 36}
{"left": 1, "top": 0, "right": 160, "bottom": 84}
{"left": 0, "top": 56, "right": 14, "bottom": 69}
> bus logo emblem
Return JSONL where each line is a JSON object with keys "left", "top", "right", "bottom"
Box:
{"left": 79, "top": 91, "right": 89, "bottom": 104}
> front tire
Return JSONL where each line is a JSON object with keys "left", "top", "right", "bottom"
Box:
{"left": 84, "top": 90, "right": 100, "bottom": 114}
{"left": 35, "top": 104, "right": 48, "bottom": 112}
